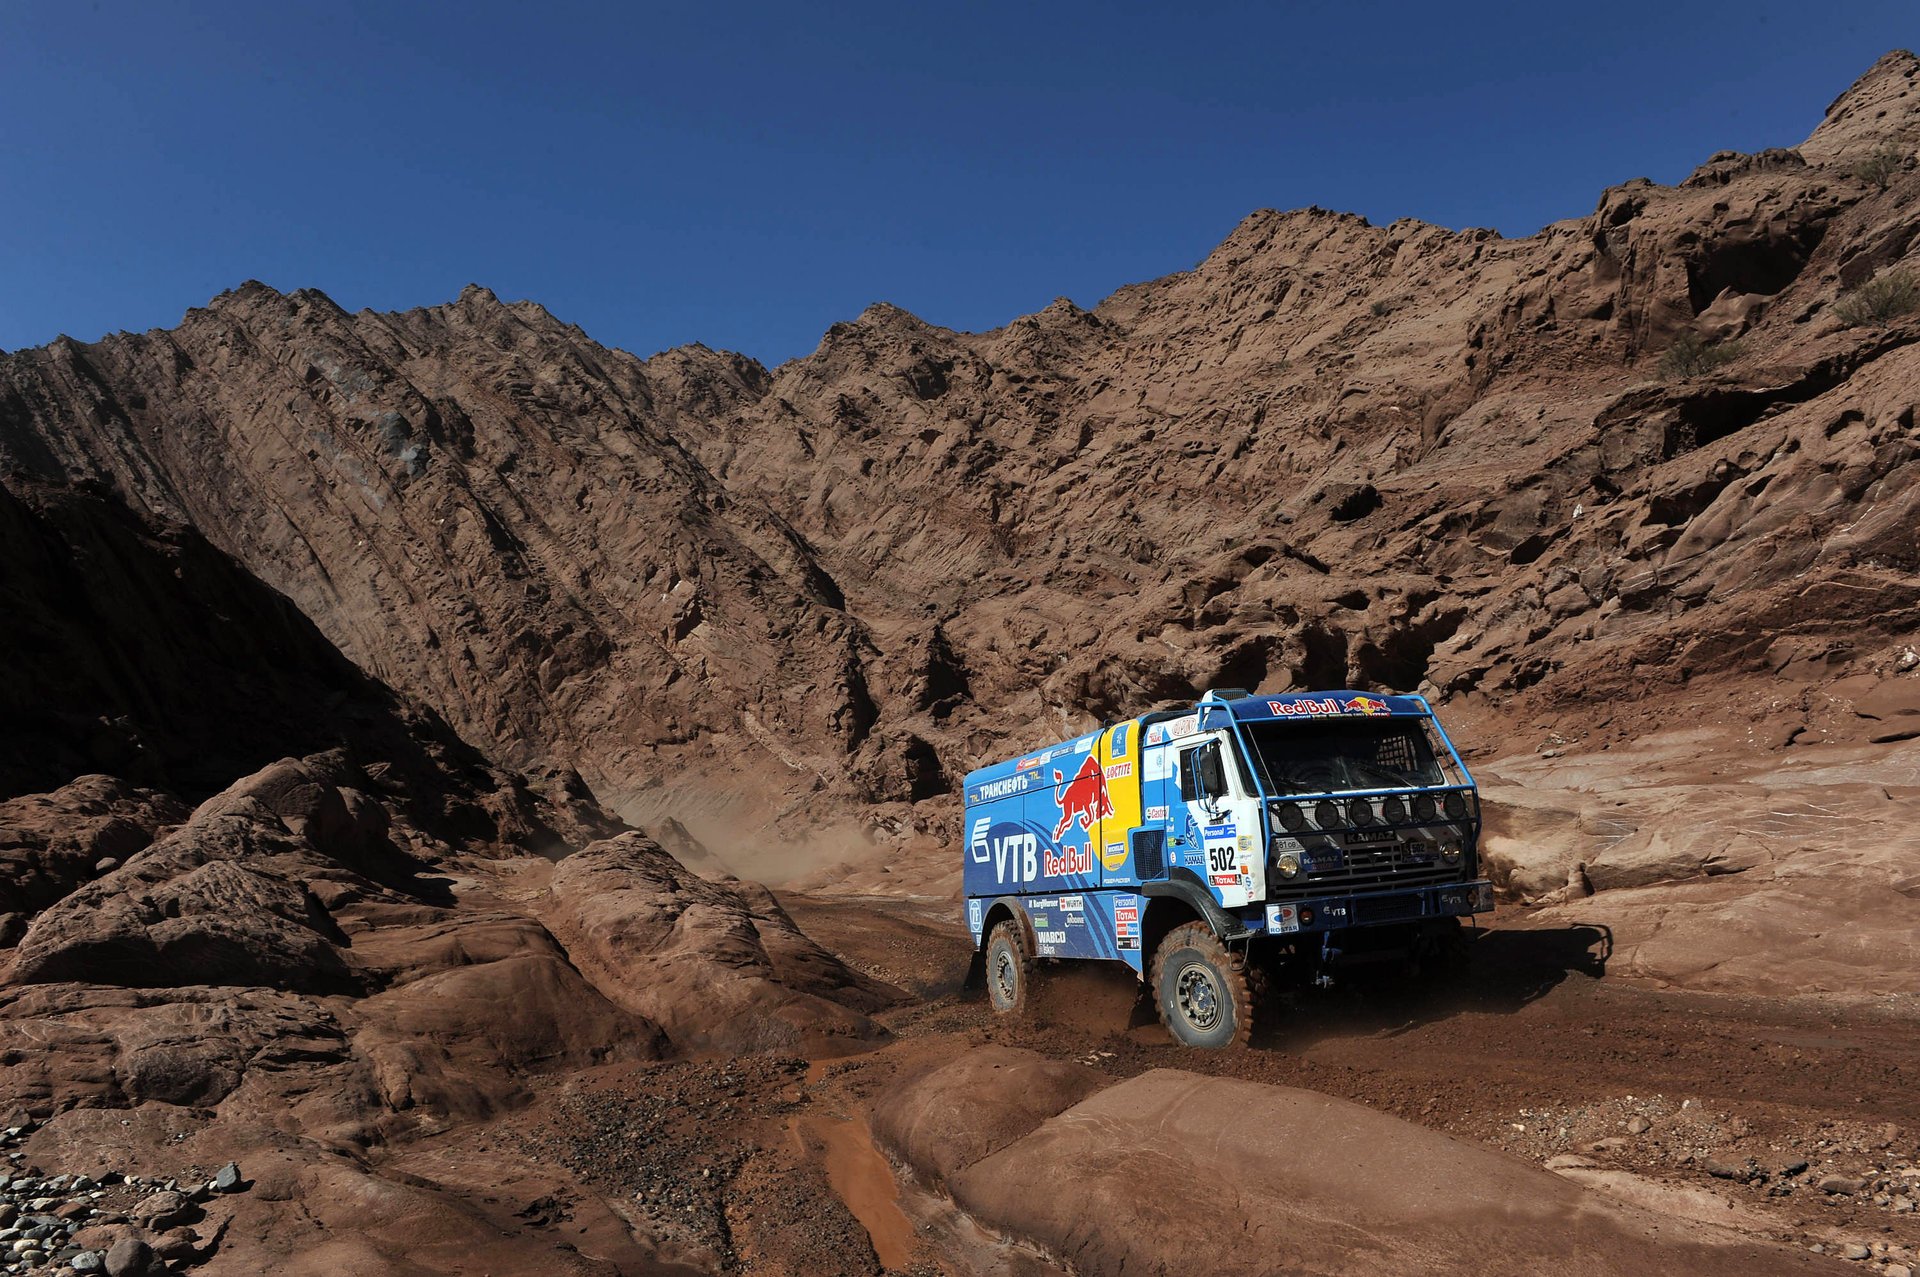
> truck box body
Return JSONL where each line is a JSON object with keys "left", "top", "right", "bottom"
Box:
{"left": 962, "top": 689, "right": 1493, "bottom": 975}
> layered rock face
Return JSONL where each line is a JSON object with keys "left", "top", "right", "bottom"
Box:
{"left": 9, "top": 59, "right": 1920, "bottom": 885}
{"left": 0, "top": 485, "right": 898, "bottom": 1269}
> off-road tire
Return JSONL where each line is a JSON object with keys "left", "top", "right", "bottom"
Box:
{"left": 984, "top": 920, "right": 1034, "bottom": 1015}
{"left": 1151, "top": 921, "right": 1254, "bottom": 1049}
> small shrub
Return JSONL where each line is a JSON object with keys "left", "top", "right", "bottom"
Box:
{"left": 1659, "top": 330, "right": 1746, "bottom": 379}
{"left": 1851, "top": 143, "right": 1907, "bottom": 192}
{"left": 1370, "top": 299, "right": 1393, "bottom": 318}
{"left": 1833, "top": 271, "right": 1920, "bottom": 328}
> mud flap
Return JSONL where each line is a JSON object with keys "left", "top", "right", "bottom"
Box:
{"left": 962, "top": 947, "right": 987, "bottom": 993}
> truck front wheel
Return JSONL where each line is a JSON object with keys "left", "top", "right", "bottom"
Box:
{"left": 1151, "top": 922, "right": 1254, "bottom": 1049}
{"left": 984, "top": 920, "right": 1034, "bottom": 1015}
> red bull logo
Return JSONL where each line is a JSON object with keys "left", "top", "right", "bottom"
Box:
{"left": 1053, "top": 753, "right": 1114, "bottom": 840}
{"left": 1343, "top": 695, "right": 1391, "bottom": 715}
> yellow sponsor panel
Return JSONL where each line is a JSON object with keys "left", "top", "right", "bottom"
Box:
{"left": 1096, "top": 719, "right": 1144, "bottom": 873}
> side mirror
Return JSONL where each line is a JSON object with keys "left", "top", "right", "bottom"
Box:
{"left": 1196, "top": 740, "right": 1227, "bottom": 799}
{"left": 1178, "top": 753, "right": 1197, "bottom": 802}
{"left": 1198, "top": 703, "right": 1231, "bottom": 731}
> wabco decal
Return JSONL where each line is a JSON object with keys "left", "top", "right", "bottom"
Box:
{"left": 1052, "top": 754, "right": 1114, "bottom": 839}
{"left": 1035, "top": 930, "right": 1067, "bottom": 945}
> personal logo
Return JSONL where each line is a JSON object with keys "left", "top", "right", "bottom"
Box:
{"left": 1052, "top": 753, "right": 1115, "bottom": 839}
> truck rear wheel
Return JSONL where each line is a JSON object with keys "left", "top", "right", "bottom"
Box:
{"left": 984, "top": 920, "right": 1033, "bottom": 1015}
{"left": 1151, "top": 922, "right": 1254, "bottom": 1049}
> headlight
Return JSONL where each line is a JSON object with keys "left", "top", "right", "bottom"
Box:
{"left": 1277, "top": 803, "right": 1308, "bottom": 834}
{"left": 1443, "top": 791, "right": 1467, "bottom": 821}
{"left": 1275, "top": 851, "right": 1303, "bottom": 879}
{"left": 1313, "top": 800, "right": 1341, "bottom": 829}
{"left": 1413, "top": 793, "right": 1437, "bottom": 822}
{"left": 1348, "top": 798, "right": 1376, "bottom": 827}
{"left": 1382, "top": 794, "right": 1407, "bottom": 823}
{"left": 1440, "top": 841, "right": 1462, "bottom": 862}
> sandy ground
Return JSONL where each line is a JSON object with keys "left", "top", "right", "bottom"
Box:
{"left": 372, "top": 880, "right": 1907, "bottom": 1272}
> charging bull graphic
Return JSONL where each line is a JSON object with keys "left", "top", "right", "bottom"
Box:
{"left": 1053, "top": 753, "right": 1114, "bottom": 840}
{"left": 1343, "top": 695, "right": 1390, "bottom": 715}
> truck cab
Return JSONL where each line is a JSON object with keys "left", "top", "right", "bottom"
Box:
{"left": 963, "top": 688, "right": 1494, "bottom": 1047}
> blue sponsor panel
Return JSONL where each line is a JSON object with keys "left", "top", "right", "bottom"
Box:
{"left": 1019, "top": 891, "right": 1144, "bottom": 972}
{"left": 964, "top": 730, "right": 1106, "bottom": 898}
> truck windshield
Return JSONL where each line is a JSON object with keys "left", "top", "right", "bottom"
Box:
{"left": 1240, "top": 718, "right": 1445, "bottom": 796}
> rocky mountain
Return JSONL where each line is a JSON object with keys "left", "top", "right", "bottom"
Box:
{"left": 1, "top": 44, "right": 1918, "bottom": 1277}
{"left": 9, "top": 58, "right": 1920, "bottom": 896}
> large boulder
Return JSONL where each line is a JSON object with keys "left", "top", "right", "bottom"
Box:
{"left": 540, "top": 832, "right": 899, "bottom": 1056}
{"left": 0, "top": 777, "right": 187, "bottom": 922}
{"left": 875, "top": 1048, "right": 1849, "bottom": 1276}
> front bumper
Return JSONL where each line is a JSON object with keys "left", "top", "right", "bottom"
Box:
{"left": 1253, "top": 879, "right": 1493, "bottom": 936}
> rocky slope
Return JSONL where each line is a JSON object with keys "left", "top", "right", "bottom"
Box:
{"left": 0, "top": 484, "right": 898, "bottom": 1271}
{"left": 8, "top": 58, "right": 1920, "bottom": 902}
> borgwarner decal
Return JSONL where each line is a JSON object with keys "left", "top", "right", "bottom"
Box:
{"left": 1052, "top": 754, "right": 1114, "bottom": 840}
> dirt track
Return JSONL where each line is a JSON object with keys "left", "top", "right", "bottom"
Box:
{"left": 782, "top": 892, "right": 1920, "bottom": 1271}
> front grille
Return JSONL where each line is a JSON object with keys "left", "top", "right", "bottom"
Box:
{"left": 1132, "top": 829, "right": 1165, "bottom": 880}
{"left": 1270, "top": 840, "right": 1462, "bottom": 896}
{"left": 1353, "top": 894, "right": 1423, "bottom": 924}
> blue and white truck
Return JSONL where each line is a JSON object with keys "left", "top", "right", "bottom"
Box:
{"left": 962, "top": 688, "right": 1494, "bottom": 1047}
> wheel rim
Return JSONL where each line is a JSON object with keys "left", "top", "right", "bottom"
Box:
{"left": 1175, "top": 962, "right": 1221, "bottom": 1032}
{"left": 992, "top": 948, "right": 1017, "bottom": 1006}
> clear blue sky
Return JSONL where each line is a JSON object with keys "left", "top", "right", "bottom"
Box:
{"left": 2, "top": 1, "right": 1912, "bottom": 364}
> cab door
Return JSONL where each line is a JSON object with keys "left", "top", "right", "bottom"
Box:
{"left": 1171, "top": 732, "right": 1265, "bottom": 908}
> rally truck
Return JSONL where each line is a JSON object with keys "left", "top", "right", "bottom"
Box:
{"left": 962, "top": 688, "right": 1493, "bottom": 1048}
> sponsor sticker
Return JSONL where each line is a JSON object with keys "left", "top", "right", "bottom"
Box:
{"left": 1059, "top": 895, "right": 1083, "bottom": 911}
{"left": 1103, "top": 760, "right": 1133, "bottom": 780}
{"left": 1145, "top": 804, "right": 1168, "bottom": 821}
{"left": 1263, "top": 695, "right": 1394, "bottom": 718}
{"left": 1052, "top": 754, "right": 1114, "bottom": 839}
{"left": 967, "top": 898, "right": 983, "bottom": 932}
{"left": 1209, "top": 872, "right": 1239, "bottom": 887}
{"left": 1110, "top": 722, "right": 1130, "bottom": 755}
{"left": 1101, "top": 841, "right": 1128, "bottom": 872}
{"left": 972, "top": 773, "right": 1032, "bottom": 801}
{"left": 1042, "top": 846, "right": 1092, "bottom": 877}
{"left": 969, "top": 816, "right": 990, "bottom": 863}
{"left": 1035, "top": 930, "right": 1067, "bottom": 945}
{"left": 1266, "top": 903, "right": 1300, "bottom": 934}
